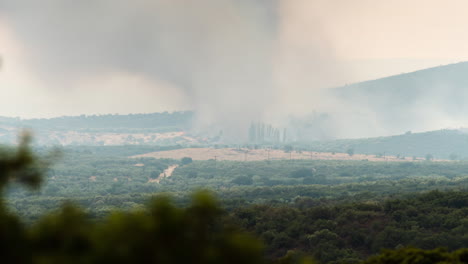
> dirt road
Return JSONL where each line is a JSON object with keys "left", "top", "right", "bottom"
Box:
{"left": 148, "top": 164, "right": 179, "bottom": 183}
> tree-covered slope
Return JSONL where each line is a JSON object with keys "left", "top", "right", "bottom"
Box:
{"left": 302, "top": 129, "right": 468, "bottom": 160}
{"left": 334, "top": 62, "right": 468, "bottom": 115}
{"left": 332, "top": 62, "right": 468, "bottom": 134}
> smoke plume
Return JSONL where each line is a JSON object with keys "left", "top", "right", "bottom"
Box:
{"left": 5, "top": 0, "right": 460, "bottom": 140}
{"left": 0, "top": 0, "right": 351, "bottom": 140}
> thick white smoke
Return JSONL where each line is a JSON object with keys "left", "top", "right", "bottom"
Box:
{"left": 3, "top": 0, "right": 463, "bottom": 141}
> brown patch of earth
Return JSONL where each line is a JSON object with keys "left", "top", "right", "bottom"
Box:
{"left": 132, "top": 148, "right": 425, "bottom": 162}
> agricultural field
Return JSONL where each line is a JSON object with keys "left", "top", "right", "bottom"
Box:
{"left": 132, "top": 147, "right": 428, "bottom": 162}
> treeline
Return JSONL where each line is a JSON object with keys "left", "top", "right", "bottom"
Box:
{"left": 249, "top": 122, "right": 285, "bottom": 143}
{"left": 0, "top": 111, "right": 193, "bottom": 131}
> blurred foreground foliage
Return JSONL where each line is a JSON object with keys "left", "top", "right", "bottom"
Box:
{"left": 1, "top": 137, "right": 468, "bottom": 263}
{"left": 0, "top": 136, "right": 266, "bottom": 264}
{"left": 24, "top": 192, "right": 265, "bottom": 264}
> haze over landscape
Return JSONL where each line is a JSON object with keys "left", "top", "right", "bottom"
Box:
{"left": 1, "top": 2, "right": 468, "bottom": 263}
{"left": 2, "top": 0, "right": 468, "bottom": 139}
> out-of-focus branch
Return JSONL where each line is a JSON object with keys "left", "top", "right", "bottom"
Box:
{"left": 0, "top": 131, "right": 60, "bottom": 192}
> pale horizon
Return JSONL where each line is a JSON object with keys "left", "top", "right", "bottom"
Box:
{"left": 2, "top": 0, "right": 468, "bottom": 123}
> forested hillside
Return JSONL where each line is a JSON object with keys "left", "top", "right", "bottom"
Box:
{"left": 333, "top": 62, "right": 468, "bottom": 135}
{"left": 334, "top": 62, "right": 468, "bottom": 117}
{"left": 299, "top": 129, "right": 468, "bottom": 160}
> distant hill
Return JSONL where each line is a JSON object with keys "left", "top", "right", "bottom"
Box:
{"left": 302, "top": 129, "right": 468, "bottom": 160}
{"left": 0, "top": 111, "right": 194, "bottom": 132}
{"left": 332, "top": 62, "right": 468, "bottom": 135}
{"left": 0, "top": 112, "right": 199, "bottom": 145}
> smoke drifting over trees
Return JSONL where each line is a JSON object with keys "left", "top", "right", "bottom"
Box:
{"left": 0, "top": 0, "right": 347, "bottom": 140}
{"left": 2, "top": 1, "right": 468, "bottom": 140}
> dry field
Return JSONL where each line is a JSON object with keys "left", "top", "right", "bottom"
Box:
{"left": 38, "top": 131, "right": 198, "bottom": 145}
{"left": 132, "top": 148, "right": 422, "bottom": 162}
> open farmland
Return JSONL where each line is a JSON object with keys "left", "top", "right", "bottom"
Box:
{"left": 132, "top": 147, "right": 429, "bottom": 161}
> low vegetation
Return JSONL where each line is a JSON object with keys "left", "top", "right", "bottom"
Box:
{"left": 1, "top": 140, "right": 468, "bottom": 263}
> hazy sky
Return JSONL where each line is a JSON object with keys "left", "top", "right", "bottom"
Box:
{"left": 1, "top": 0, "right": 468, "bottom": 119}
